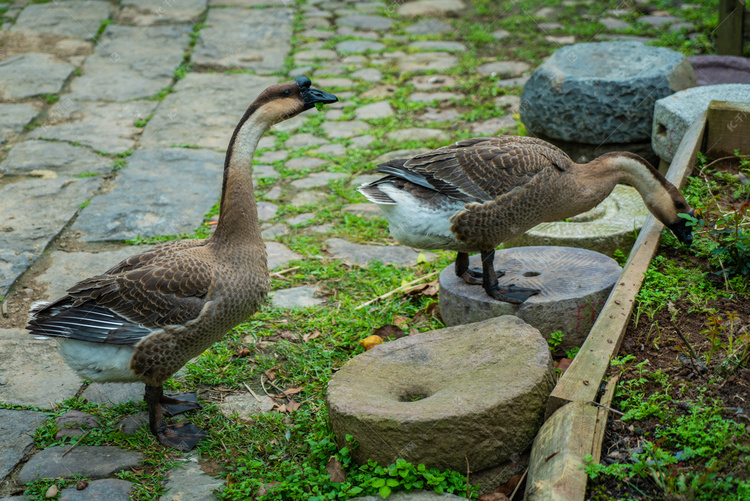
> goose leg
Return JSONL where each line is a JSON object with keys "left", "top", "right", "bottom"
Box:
{"left": 455, "top": 252, "right": 484, "bottom": 285}
{"left": 145, "top": 385, "right": 207, "bottom": 451}
{"left": 480, "top": 250, "right": 540, "bottom": 304}
{"left": 160, "top": 392, "right": 202, "bottom": 417}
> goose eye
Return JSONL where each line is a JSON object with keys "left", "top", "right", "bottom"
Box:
{"left": 284, "top": 90, "right": 291, "bottom": 96}
{"left": 675, "top": 201, "right": 685, "bottom": 210}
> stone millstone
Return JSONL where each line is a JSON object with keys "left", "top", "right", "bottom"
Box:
{"left": 520, "top": 41, "right": 695, "bottom": 144}
{"left": 503, "top": 185, "right": 649, "bottom": 257}
{"left": 327, "top": 316, "right": 554, "bottom": 472}
{"left": 439, "top": 247, "right": 621, "bottom": 352}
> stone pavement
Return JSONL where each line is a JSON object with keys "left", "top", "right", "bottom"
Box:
{"left": 0, "top": 0, "right": 702, "bottom": 498}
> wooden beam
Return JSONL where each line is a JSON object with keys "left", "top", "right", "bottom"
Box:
{"left": 706, "top": 100, "right": 750, "bottom": 159}
{"left": 716, "top": 0, "right": 745, "bottom": 56}
{"left": 546, "top": 112, "right": 706, "bottom": 418}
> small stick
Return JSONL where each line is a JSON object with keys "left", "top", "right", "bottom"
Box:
{"left": 355, "top": 270, "right": 440, "bottom": 310}
{"left": 587, "top": 401, "right": 625, "bottom": 416}
{"left": 465, "top": 456, "right": 470, "bottom": 498}
{"left": 509, "top": 469, "right": 528, "bottom": 501}
{"left": 271, "top": 266, "right": 300, "bottom": 277}
{"left": 62, "top": 430, "right": 91, "bottom": 457}
{"left": 243, "top": 382, "right": 261, "bottom": 402}
{"left": 699, "top": 154, "right": 750, "bottom": 173}
{"left": 1, "top": 299, "right": 8, "bottom": 318}
{"left": 260, "top": 376, "right": 273, "bottom": 398}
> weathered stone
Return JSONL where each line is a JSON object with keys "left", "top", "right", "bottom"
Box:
{"left": 409, "top": 41, "right": 466, "bottom": 52}
{"left": 287, "top": 213, "right": 315, "bottom": 226}
{"left": 291, "top": 172, "right": 346, "bottom": 188}
{"left": 285, "top": 157, "right": 327, "bottom": 171}
{"left": 408, "top": 91, "right": 463, "bottom": 102}
{"left": 161, "top": 462, "right": 223, "bottom": 501}
{"left": 0, "top": 177, "right": 99, "bottom": 296}
{"left": 0, "top": 103, "right": 40, "bottom": 143}
{"left": 118, "top": 0, "right": 206, "bottom": 25}
{"left": 439, "top": 247, "right": 621, "bottom": 352}
{"left": 343, "top": 203, "right": 382, "bottom": 219}
{"left": 116, "top": 413, "right": 148, "bottom": 436}
{"left": 639, "top": 14, "right": 681, "bottom": 27}
{"left": 266, "top": 242, "right": 301, "bottom": 270}
{"left": 471, "top": 115, "right": 517, "bottom": 135}
{"left": 257, "top": 150, "right": 289, "bottom": 163}
{"left": 271, "top": 109, "right": 315, "bottom": 134}
{"left": 0, "top": 140, "right": 110, "bottom": 177}
{"left": 374, "top": 148, "right": 430, "bottom": 163}
{"left": 257, "top": 202, "right": 278, "bottom": 222}
{"left": 294, "top": 49, "right": 337, "bottom": 63}
{"left": 324, "top": 238, "right": 435, "bottom": 267}
{"left": 315, "top": 77, "right": 354, "bottom": 89}
{"left": 351, "top": 491, "right": 467, "bottom": 501}
{"left": 59, "top": 479, "right": 133, "bottom": 501}
{"left": 690, "top": 55, "right": 750, "bottom": 86}
{"left": 11, "top": 2, "right": 111, "bottom": 40}
{"left": 521, "top": 41, "right": 696, "bottom": 144}
{"left": 30, "top": 99, "right": 158, "bottom": 154}
{"left": 478, "top": 60, "right": 530, "bottom": 77}
{"left": 56, "top": 410, "right": 101, "bottom": 430}
{"left": 600, "top": 17, "right": 629, "bottom": 30}
{"left": 285, "top": 133, "right": 329, "bottom": 149}
{"left": 652, "top": 84, "right": 750, "bottom": 161}
{"left": 328, "top": 316, "right": 554, "bottom": 472}
{"left": 349, "top": 68, "right": 381, "bottom": 83}
{"left": 399, "top": 52, "right": 458, "bottom": 72}
{"left": 318, "top": 143, "right": 347, "bottom": 156}
{"left": 337, "top": 40, "right": 385, "bottom": 53}
{"left": 82, "top": 383, "right": 144, "bottom": 407}
{"left": 254, "top": 165, "right": 280, "bottom": 179}
{"left": 192, "top": 8, "right": 292, "bottom": 73}
{"left": 496, "top": 76, "right": 530, "bottom": 88}
{"left": 494, "top": 94, "right": 521, "bottom": 113}
{"left": 546, "top": 35, "right": 576, "bottom": 44}
{"left": 290, "top": 190, "right": 326, "bottom": 207}
{"left": 385, "top": 128, "right": 448, "bottom": 142}
{"left": 219, "top": 394, "right": 275, "bottom": 419}
{"left": 71, "top": 148, "right": 223, "bottom": 242}
{"left": 405, "top": 19, "right": 454, "bottom": 35}
{"left": 17, "top": 446, "right": 143, "bottom": 484}
{"left": 0, "top": 409, "right": 46, "bottom": 483}
{"left": 322, "top": 120, "right": 371, "bottom": 138}
{"left": 270, "top": 286, "right": 325, "bottom": 308}
{"left": 0, "top": 53, "right": 74, "bottom": 100}
{"left": 355, "top": 101, "right": 394, "bottom": 120}
{"left": 492, "top": 29, "right": 511, "bottom": 40}
{"left": 409, "top": 75, "right": 457, "bottom": 90}
{"left": 338, "top": 15, "right": 392, "bottom": 30}
{"left": 398, "top": 0, "right": 465, "bottom": 17}
{"left": 539, "top": 22, "right": 563, "bottom": 30}
{"left": 348, "top": 135, "right": 376, "bottom": 148}
{"left": 70, "top": 25, "right": 189, "bottom": 101}
{"left": 261, "top": 223, "right": 288, "bottom": 240}
{"left": 211, "top": 0, "right": 288, "bottom": 4}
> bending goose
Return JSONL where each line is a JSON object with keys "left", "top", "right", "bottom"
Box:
{"left": 27, "top": 77, "right": 337, "bottom": 450}
{"left": 359, "top": 135, "right": 694, "bottom": 303}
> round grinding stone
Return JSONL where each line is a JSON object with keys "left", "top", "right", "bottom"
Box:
{"left": 439, "top": 246, "right": 622, "bottom": 352}
{"left": 502, "top": 185, "right": 649, "bottom": 258}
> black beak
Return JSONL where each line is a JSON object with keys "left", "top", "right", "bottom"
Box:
{"left": 669, "top": 209, "right": 696, "bottom": 247}
{"left": 294, "top": 76, "right": 337, "bottom": 110}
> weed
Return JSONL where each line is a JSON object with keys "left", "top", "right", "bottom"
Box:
{"left": 74, "top": 172, "right": 99, "bottom": 178}
{"left": 547, "top": 330, "right": 563, "bottom": 353}
{"left": 41, "top": 93, "right": 59, "bottom": 104}
{"left": 112, "top": 158, "right": 128, "bottom": 171}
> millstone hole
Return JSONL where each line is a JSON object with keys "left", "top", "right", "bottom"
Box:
{"left": 398, "top": 388, "right": 432, "bottom": 402}
{"left": 523, "top": 271, "right": 541, "bottom": 277}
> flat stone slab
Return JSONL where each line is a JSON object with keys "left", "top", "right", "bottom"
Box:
{"left": 71, "top": 148, "right": 223, "bottom": 241}
{"left": 0, "top": 329, "right": 81, "bottom": 408}
{"left": 117, "top": 0, "right": 207, "bottom": 25}
{"left": 404, "top": 19, "right": 453, "bottom": 35}
{"left": 399, "top": 52, "right": 458, "bottom": 72}
{"left": 351, "top": 68, "right": 382, "bottom": 82}
{"left": 324, "top": 238, "right": 435, "bottom": 267}
{"left": 478, "top": 60, "right": 530, "bottom": 77}
{"left": 0, "top": 177, "right": 99, "bottom": 296}
{"left": 321, "top": 121, "right": 371, "bottom": 138}
{"left": 290, "top": 172, "right": 346, "bottom": 188}
{"left": 286, "top": 157, "right": 327, "bottom": 171}
{"left": 0, "top": 103, "right": 40, "bottom": 143}
{"left": 0, "top": 53, "right": 74, "bottom": 100}
{"left": 503, "top": 185, "right": 650, "bottom": 257}
{"left": 285, "top": 133, "right": 329, "bottom": 149}
{"left": 337, "top": 40, "right": 385, "bottom": 53}
{"left": 219, "top": 394, "right": 275, "bottom": 419}
{"left": 162, "top": 462, "right": 223, "bottom": 501}
{"left": 59, "top": 479, "right": 133, "bottom": 501}
{"left": 652, "top": 83, "right": 750, "bottom": 162}
{"left": 11, "top": 2, "right": 111, "bottom": 40}
{"left": 82, "top": 383, "right": 143, "bottom": 407}
{"left": 327, "top": 316, "right": 554, "bottom": 472}
{"left": 398, "top": 0, "right": 465, "bottom": 17}
{"left": 17, "top": 446, "right": 143, "bottom": 484}
{"left": 70, "top": 25, "right": 190, "bottom": 101}
{"left": 471, "top": 115, "right": 517, "bottom": 135}
{"left": 266, "top": 242, "right": 301, "bottom": 270}
{"left": 410, "top": 41, "right": 466, "bottom": 52}
{"left": 337, "top": 15, "right": 392, "bottom": 30}
{"left": 0, "top": 140, "right": 110, "bottom": 178}
{"left": 141, "top": 73, "right": 276, "bottom": 149}
{"left": 385, "top": 128, "right": 448, "bottom": 142}
{"left": 30, "top": 99, "right": 158, "bottom": 154}
{"left": 192, "top": 8, "right": 292, "bottom": 73}
{"left": 0, "top": 409, "right": 47, "bottom": 483}
{"left": 352, "top": 493, "right": 465, "bottom": 501}
{"left": 408, "top": 91, "right": 463, "bottom": 102}
{"left": 521, "top": 41, "right": 696, "bottom": 144}
{"left": 290, "top": 191, "right": 325, "bottom": 207}
{"left": 439, "top": 246, "right": 621, "bottom": 352}
{"left": 270, "top": 286, "right": 325, "bottom": 308}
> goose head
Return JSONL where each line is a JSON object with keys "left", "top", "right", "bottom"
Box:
{"left": 252, "top": 76, "right": 338, "bottom": 125}
{"left": 657, "top": 185, "right": 695, "bottom": 247}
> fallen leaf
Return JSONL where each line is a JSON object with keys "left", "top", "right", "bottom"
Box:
{"left": 555, "top": 358, "right": 573, "bottom": 373}
{"left": 303, "top": 330, "right": 321, "bottom": 342}
{"left": 490, "top": 472, "right": 523, "bottom": 496}
{"left": 280, "top": 331, "right": 300, "bottom": 343}
{"left": 76, "top": 480, "right": 88, "bottom": 490}
{"left": 403, "top": 279, "right": 438, "bottom": 297}
{"left": 373, "top": 324, "right": 407, "bottom": 340}
{"left": 283, "top": 387, "right": 302, "bottom": 397}
{"left": 232, "top": 348, "right": 251, "bottom": 360}
{"left": 326, "top": 456, "right": 347, "bottom": 483}
{"left": 359, "top": 335, "right": 383, "bottom": 350}
{"left": 409, "top": 327, "right": 419, "bottom": 336}
{"left": 256, "top": 481, "right": 281, "bottom": 497}
{"left": 274, "top": 404, "right": 287, "bottom": 413}
{"left": 393, "top": 315, "right": 409, "bottom": 327}
{"left": 264, "top": 366, "right": 280, "bottom": 381}
{"left": 287, "top": 399, "right": 301, "bottom": 411}
{"left": 477, "top": 493, "right": 509, "bottom": 501}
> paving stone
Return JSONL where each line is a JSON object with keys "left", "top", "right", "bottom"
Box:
{"left": 0, "top": 409, "right": 46, "bottom": 483}
{"left": 309, "top": 224, "right": 333, "bottom": 234}
{"left": 408, "top": 91, "right": 463, "bottom": 102}
{"left": 492, "top": 29, "right": 511, "bottom": 40}
{"left": 546, "top": 35, "right": 576, "bottom": 44}
{"left": 11, "top": 2, "right": 111, "bottom": 40}
{"left": 71, "top": 148, "right": 223, "bottom": 242}
{"left": 254, "top": 165, "right": 280, "bottom": 179}
{"left": 639, "top": 14, "right": 682, "bottom": 27}
{"left": 161, "top": 462, "right": 223, "bottom": 501}
{"left": 257, "top": 150, "right": 289, "bottom": 163}
{"left": 299, "top": 29, "right": 335, "bottom": 40}
{"left": 355, "top": 101, "right": 394, "bottom": 120}
{"left": 322, "top": 120, "right": 371, "bottom": 138}
{"left": 360, "top": 85, "right": 398, "bottom": 99}
{"left": 0, "top": 53, "right": 74, "bottom": 100}
{"left": 116, "top": 413, "right": 148, "bottom": 436}
{"left": 342, "top": 55, "right": 367, "bottom": 64}
{"left": 337, "top": 40, "right": 385, "bottom": 53}
{"left": 325, "top": 238, "right": 435, "bottom": 267}
{"left": 535, "top": 7, "right": 557, "bottom": 19}
{"left": 287, "top": 213, "right": 316, "bottom": 226}
{"left": 266, "top": 242, "right": 301, "bottom": 270}
{"left": 385, "top": 128, "right": 448, "bottom": 142}
{"left": 17, "top": 446, "right": 143, "bottom": 484}
{"left": 0, "top": 103, "right": 40, "bottom": 143}
{"left": 257, "top": 202, "right": 278, "bottom": 222}
{"left": 59, "top": 479, "right": 134, "bottom": 501}
{"left": 398, "top": 0, "right": 465, "bottom": 17}
{"left": 272, "top": 109, "right": 315, "bottom": 134}
{"left": 494, "top": 94, "right": 521, "bottom": 113}
{"left": 343, "top": 202, "right": 383, "bottom": 220}
{"left": 350, "top": 68, "right": 382, "bottom": 82}
{"left": 261, "top": 223, "right": 288, "bottom": 240}
{"left": 219, "top": 394, "right": 275, "bottom": 419}
{"left": 538, "top": 22, "right": 564, "bottom": 30}
{"left": 315, "top": 77, "right": 354, "bottom": 89}
{"left": 0, "top": 177, "right": 99, "bottom": 296}
{"left": 318, "top": 143, "right": 347, "bottom": 156}
{"left": 303, "top": 17, "right": 332, "bottom": 29}
{"left": 285, "top": 133, "right": 329, "bottom": 149}
{"left": 399, "top": 52, "right": 458, "bottom": 72}
{"left": 326, "top": 109, "right": 344, "bottom": 121}
{"left": 294, "top": 49, "right": 338, "bottom": 63}
{"left": 374, "top": 148, "right": 430, "bottom": 163}
{"left": 338, "top": 14, "right": 392, "bottom": 30}
{"left": 409, "top": 41, "right": 466, "bottom": 52}
{"left": 30, "top": 99, "right": 157, "bottom": 154}
{"left": 600, "top": 17, "right": 630, "bottom": 30}
{"left": 192, "top": 8, "right": 292, "bottom": 73}
{"left": 478, "top": 60, "right": 530, "bottom": 77}
{"left": 593, "top": 33, "right": 657, "bottom": 44}
{"left": 118, "top": 0, "right": 206, "bottom": 25}
{"left": 418, "top": 108, "right": 461, "bottom": 123}
{"left": 82, "top": 383, "right": 144, "bottom": 407}
{"left": 496, "top": 76, "right": 530, "bottom": 88}
{"left": 0, "top": 140, "right": 110, "bottom": 177}
{"left": 70, "top": 25, "right": 190, "bottom": 101}
{"left": 351, "top": 493, "right": 465, "bottom": 501}
{"left": 141, "top": 73, "right": 276, "bottom": 149}
{"left": 285, "top": 157, "right": 327, "bottom": 171}
{"left": 471, "top": 115, "right": 517, "bottom": 135}
{"left": 291, "top": 172, "right": 346, "bottom": 188}
{"left": 290, "top": 190, "right": 326, "bottom": 207}
{"left": 409, "top": 75, "right": 457, "bottom": 90}
{"left": 314, "top": 63, "right": 348, "bottom": 77}
{"left": 56, "top": 410, "right": 101, "bottom": 431}
{"left": 289, "top": 65, "right": 314, "bottom": 77}
{"left": 263, "top": 186, "right": 283, "bottom": 201}
{"left": 405, "top": 18, "right": 454, "bottom": 35}
{"left": 349, "top": 135, "right": 376, "bottom": 148}
{"left": 270, "top": 286, "right": 325, "bottom": 308}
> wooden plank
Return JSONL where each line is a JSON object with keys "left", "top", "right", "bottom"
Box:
{"left": 706, "top": 100, "right": 750, "bottom": 159}
{"left": 716, "top": 0, "right": 745, "bottom": 56}
{"left": 546, "top": 112, "right": 706, "bottom": 417}
{"left": 525, "top": 401, "right": 598, "bottom": 501}
{"left": 591, "top": 374, "right": 620, "bottom": 464}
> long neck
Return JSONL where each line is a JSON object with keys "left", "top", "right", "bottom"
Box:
{"left": 210, "top": 110, "right": 271, "bottom": 246}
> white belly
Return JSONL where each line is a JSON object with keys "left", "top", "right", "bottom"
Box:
{"left": 57, "top": 339, "right": 144, "bottom": 383}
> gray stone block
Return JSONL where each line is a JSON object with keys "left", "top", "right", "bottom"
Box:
{"left": 0, "top": 409, "right": 47, "bottom": 483}
{"left": 0, "top": 53, "right": 74, "bottom": 100}
{"left": 59, "top": 479, "right": 133, "bottom": 501}
{"left": 520, "top": 41, "right": 695, "bottom": 144}
{"left": 17, "top": 446, "right": 143, "bottom": 483}
{"left": 652, "top": 84, "right": 750, "bottom": 162}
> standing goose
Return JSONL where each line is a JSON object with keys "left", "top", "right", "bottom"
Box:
{"left": 359, "top": 135, "right": 694, "bottom": 303}
{"left": 27, "top": 77, "right": 337, "bottom": 450}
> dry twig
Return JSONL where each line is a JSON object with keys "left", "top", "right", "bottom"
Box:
{"left": 355, "top": 270, "right": 440, "bottom": 310}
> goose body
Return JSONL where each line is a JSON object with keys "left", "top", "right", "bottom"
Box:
{"left": 359, "top": 136, "right": 694, "bottom": 302}
{"left": 27, "top": 77, "right": 337, "bottom": 449}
